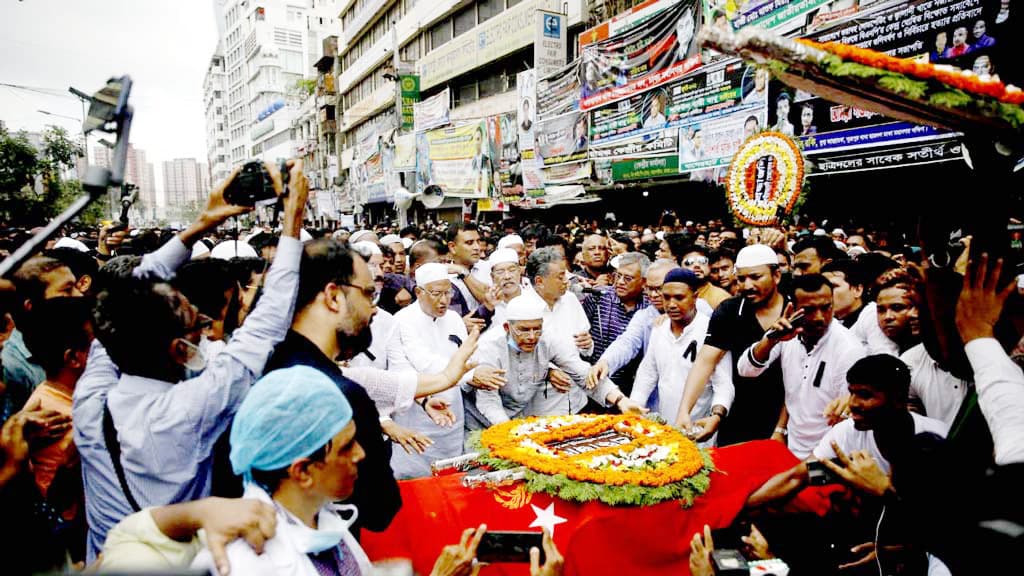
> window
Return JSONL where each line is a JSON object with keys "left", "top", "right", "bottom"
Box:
{"left": 478, "top": 0, "right": 504, "bottom": 23}
{"left": 430, "top": 18, "right": 451, "bottom": 49}
{"left": 456, "top": 80, "right": 477, "bottom": 106}
{"left": 281, "top": 49, "right": 304, "bottom": 74}
{"left": 453, "top": 5, "right": 476, "bottom": 37}
{"left": 478, "top": 70, "right": 504, "bottom": 99}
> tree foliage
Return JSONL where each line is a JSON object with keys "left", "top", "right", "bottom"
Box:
{"left": 0, "top": 125, "right": 87, "bottom": 226}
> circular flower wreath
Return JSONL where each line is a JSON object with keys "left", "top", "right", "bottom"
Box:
{"left": 726, "top": 131, "right": 805, "bottom": 226}
{"left": 471, "top": 414, "right": 715, "bottom": 507}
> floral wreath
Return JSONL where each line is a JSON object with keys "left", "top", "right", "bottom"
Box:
{"left": 471, "top": 414, "right": 714, "bottom": 507}
{"left": 725, "top": 131, "right": 805, "bottom": 227}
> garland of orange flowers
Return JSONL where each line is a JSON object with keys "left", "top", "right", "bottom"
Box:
{"left": 798, "top": 39, "right": 1024, "bottom": 105}
{"left": 479, "top": 415, "right": 706, "bottom": 488}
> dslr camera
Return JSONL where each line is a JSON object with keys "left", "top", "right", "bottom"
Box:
{"left": 223, "top": 160, "right": 287, "bottom": 206}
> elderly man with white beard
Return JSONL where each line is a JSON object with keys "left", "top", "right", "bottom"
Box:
{"left": 467, "top": 295, "right": 648, "bottom": 429}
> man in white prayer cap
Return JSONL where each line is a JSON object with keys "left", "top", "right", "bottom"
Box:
{"left": 386, "top": 263, "right": 478, "bottom": 478}
{"left": 676, "top": 243, "right": 789, "bottom": 448}
{"left": 379, "top": 234, "right": 406, "bottom": 274}
{"left": 467, "top": 294, "right": 647, "bottom": 429}
{"left": 496, "top": 234, "right": 526, "bottom": 267}
{"left": 348, "top": 229, "right": 378, "bottom": 245}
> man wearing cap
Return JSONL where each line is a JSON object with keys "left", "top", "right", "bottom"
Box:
{"left": 348, "top": 229, "right": 378, "bottom": 245}
{"left": 676, "top": 244, "right": 789, "bottom": 446}
{"left": 387, "top": 262, "right": 474, "bottom": 478}
{"left": 379, "top": 234, "right": 407, "bottom": 275}
{"left": 737, "top": 274, "right": 866, "bottom": 459}
{"left": 470, "top": 295, "right": 647, "bottom": 427}
{"left": 468, "top": 248, "right": 524, "bottom": 335}
{"left": 496, "top": 234, "right": 527, "bottom": 267}
{"left": 631, "top": 269, "right": 734, "bottom": 445}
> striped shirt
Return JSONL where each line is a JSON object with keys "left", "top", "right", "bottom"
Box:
{"left": 583, "top": 290, "right": 649, "bottom": 393}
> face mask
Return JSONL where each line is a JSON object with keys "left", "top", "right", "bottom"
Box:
{"left": 199, "top": 335, "right": 226, "bottom": 361}
{"left": 296, "top": 504, "right": 360, "bottom": 554}
{"left": 507, "top": 333, "right": 523, "bottom": 353}
{"left": 181, "top": 338, "right": 207, "bottom": 375}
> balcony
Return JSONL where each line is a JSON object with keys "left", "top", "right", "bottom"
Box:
{"left": 318, "top": 73, "right": 337, "bottom": 95}
{"left": 341, "top": 0, "right": 388, "bottom": 48}
{"left": 316, "top": 36, "right": 339, "bottom": 72}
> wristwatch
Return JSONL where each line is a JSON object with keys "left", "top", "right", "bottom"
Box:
{"left": 711, "top": 406, "right": 728, "bottom": 419}
{"left": 773, "top": 426, "right": 788, "bottom": 437}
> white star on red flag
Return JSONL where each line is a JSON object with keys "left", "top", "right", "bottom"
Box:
{"left": 528, "top": 502, "right": 567, "bottom": 537}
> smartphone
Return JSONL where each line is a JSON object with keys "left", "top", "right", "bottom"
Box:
{"left": 223, "top": 160, "right": 283, "bottom": 206}
{"left": 806, "top": 458, "right": 842, "bottom": 486}
{"left": 476, "top": 531, "right": 543, "bottom": 564}
{"left": 710, "top": 521, "right": 749, "bottom": 551}
{"left": 764, "top": 309, "right": 806, "bottom": 341}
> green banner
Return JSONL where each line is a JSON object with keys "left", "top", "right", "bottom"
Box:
{"left": 400, "top": 75, "right": 420, "bottom": 131}
{"left": 612, "top": 155, "right": 679, "bottom": 181}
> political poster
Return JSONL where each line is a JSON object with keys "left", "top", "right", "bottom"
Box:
{"left": 537, "top": 59, "right": 581, "bottom": 119}
{"left": 536, "top": 110, "right": 589, "bottom": 166}
{"left": 579, "top": 0, "right": 703, "bottom": 110}
{"left": 678, "top": 109, "right": 766, "bottom": 173}
{"left": 413, "top": 88, "right": 451, "bottom": 132}
{"left": 415, "top": 123, "right": 492, "bottom": 198}
{"left": 517, "top": 70, "right": 537, "bottom": 151}
{"left": 589, "top": 128, "right": 679, "bottom": 161}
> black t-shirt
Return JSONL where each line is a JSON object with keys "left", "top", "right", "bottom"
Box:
{"left": 705, "top": 295, "right": 786, "bottom": 446}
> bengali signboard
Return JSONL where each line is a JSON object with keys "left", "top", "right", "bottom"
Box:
{"left": 537, "top": 60, "right": 581, "bottom": 119}
{"left": 400, "top": 75, "right": 420, "bottom": 131}
{"left": 678, "top": 109, "right": 767, "bottom": 173}
{"left": 612, "top": 155, "right": 681, "bottom": 180}
{"left": 536, "top": 110, "right": 589, "bottom": 166}
{"left": 589, "top": 59, "right": 768, "bottom": 145}
{"left": 535, "top": 10, "right": 567, "bottom": 79}
{"left": 590, "top": 128, "right": 679, "bottom": 161}
{"left": 778, "top": 0, "right": 1019, "bottom": 155}
{"left": 809, "top": 138, "right": 964, "bottom": 175}
{"left": 415, "top": 123, "right": 492, "bottom": 198}
{"left": 579, "top": 0, "right": 702, "bottom": 110}
{"left": 414, "top": 88, "right": 451, "bottom": 132}
{"left": 542, "top": 161, "right": 592, "bottom": 184}
{"left": 729, "top": 0, "right": 834, "bottom": 31}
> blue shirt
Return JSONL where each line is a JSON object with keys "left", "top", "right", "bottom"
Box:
{"left": 597, "top": 305, "right": 661, "bottom": 376}
{"left": 1, "top": 328, "right": 46, "bottom": 419}
{"left": 74, "top": 235, "right": 302, "bottom": 560}
{"left": 582, "top": 291, "right": 649, "bottom": 393}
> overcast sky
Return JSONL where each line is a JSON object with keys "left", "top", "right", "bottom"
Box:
{"left": 1, "top": 0, "right": 220, "bottom": 201}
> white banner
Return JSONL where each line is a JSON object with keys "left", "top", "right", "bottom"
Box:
{"left": 413, "top": 88, "right": 451, "bottom": 132}
{"left": 517, "top": 70, "right": 537, "bottom": 152}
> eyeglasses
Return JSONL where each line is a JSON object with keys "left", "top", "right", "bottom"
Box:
{"left": 683, "top": 256, "right": 709, "bottom": 267}
{"left": 423, "top": 287, "right": 456, "bottom": 301}
{"left": 614, "top": 272, "right": 638, "bottom": 284}
{"left": 492, "top": 265, "right": 520, "bottom": 278}
{"left": 644, "top": 284, "right": 663, "bottom": 294}
{"left": 510, "top": 324, "right": 543, "bottom": 338}
{"left": 342, "top": 283, "right": 376, "bottom": 300}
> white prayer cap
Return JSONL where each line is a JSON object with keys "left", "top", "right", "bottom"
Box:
{"left": 497, "top": 234, "right": 524, "bottom": 250}
{"left": 813, "top": 228, "right": 828, "bottom": 237}
{"left": 834, "top": 241, "right": 847, "bottom": 251}
{"left": 655, "top": 231, "right": 666, "bottom": 240}
{"left": 609, "top": 254, "right": 622, "bottom": 269}
{"left": 54, "top": 237, "right": 89, "bottom": 252}
{"left": 847, "top": 246, "right": 868, "bottom": 257}
{"left": 352, "top": 240, "right": 382, "bottom": 258}
{"left": 400, "top": 237, "right": 414, "bottom": 250}
{"left": 685, "top": 220, "right": 694, "bottom": 227}
{"left": 380, "top": 234, "right": 402, "bottom": 246}
{"left": 349, "top": 230, "right": 374, "bottom": 244}
{"left": 643, "top": 228, "right": 653, "bottom": 235}
{"left": 300, "top": 229, "right": 313, "bottom": 242}
{"left": 735, "top": 244, "right": 777, "bottom": 269}
{"left": 831, "top": 228, "right": 847, "bottom": 238}
{"left": 489, "top": 248, "right": 519, "bottom": 267}
{"left": 415, "top": 262, "right": 454, "bottom": 288}
{"left": 190, "top": 241, "right": 211, "bottom": 260}
{"left": 505, "top": 294, "right": 546, "bottom": 322}
{"left": 210, "top": 240, "right": 258, "bottom": 260}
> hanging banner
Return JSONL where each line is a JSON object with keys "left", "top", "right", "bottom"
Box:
{"left": 542, "top": 161, "right": 592, "bottom": 184}
{"left": 589, "top": 59, "right": 768, "bottom": 145}
{"left": 517, "top": 70, "right": 537, "bottom": 151}
{"left": 536, "top": 110, "right": 589, "bottom": 166}
{"left": 414, "top": 88, "right": 451, "bottom": 132}
{"left": 590, "top": 128, "right": 679, "bottom": 160}
{"left": 394, "top": 133, "right": 417, "bottom": 170}
{"left": 521, "top": 150, "right": 545, "bottom": 197}
{"left": 415, "top": 123, "right": 492, "bottom": 198}
{"left": 400, "top": 75, "right": 420, "bottom": 131}
{"left": 728, "top": 0, "right": 835, "bottom": 32}
{"left": 579, "top": 0, "right": 703, "bottom": 111}
{"left": 779, "top": 0, "right": 1019, "bottom": 155}
{"left": 492, "top": 113, "right": 520, "bottom": 198}
{"left": 537, "top": 59, "right": 581, "bottom": 119}
{"left": 678, "top": 109, "right": 767, "bottom": 173}
{"left": 612, "top": 155, "right": 680, "bottom": 181}
{"left": 362, "top": 152, "right": 387, "bottom": 203}
{"left": 536, "top": 10, "right": 568, "bottom": 79}
{"left": 809, "top": 138, "right": 964, "bottom": 175}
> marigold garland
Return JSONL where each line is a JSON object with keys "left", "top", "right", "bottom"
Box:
{"left": 474, "top": 415, "right": 715, "bottom": 506}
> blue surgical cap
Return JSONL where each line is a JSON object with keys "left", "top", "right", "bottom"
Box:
{"left": 230, "top": 365, "right": 353, "bottom": 483}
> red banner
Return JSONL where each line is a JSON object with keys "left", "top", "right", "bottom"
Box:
{"left": 362, "top": 440, "right": 832, "bottom": 576}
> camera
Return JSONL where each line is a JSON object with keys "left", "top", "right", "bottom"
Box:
{"left": 806, "top": 458, "right": 842, "bottom": 486}
{"left": 223, "top": 160, "right": 285, "bottom": 206}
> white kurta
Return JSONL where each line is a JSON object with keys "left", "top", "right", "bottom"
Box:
{"left": 630, "top": 314, "right": 735, "bottom": 436}
{"left": 388, "top": 302, "right": 469, "bottom": 478}
{"left": 901, "top": 343, "right": 969, "bottom": 426}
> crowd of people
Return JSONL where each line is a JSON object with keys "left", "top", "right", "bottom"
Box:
{"left": 0, "top": 159, "right": 1021, "bottom": 575}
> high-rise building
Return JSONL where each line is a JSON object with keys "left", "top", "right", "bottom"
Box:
{"left": 209, "top": 0, "right": 338, "bottom": 174}
{"left": 162, "top": 158, "right": 207, "bottom": 208}
{"left": 204, "top": 48, "right": 230, "bottom": 187}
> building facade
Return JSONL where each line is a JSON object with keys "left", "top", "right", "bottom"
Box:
{"left": 162, "top": 158, "right": 209, "bottom": 222}
{"left": 93, "top": 143, "right": 158, "bottom": 223}
{"left": 204, "top": 48, "right": 230, "bottom": 188}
